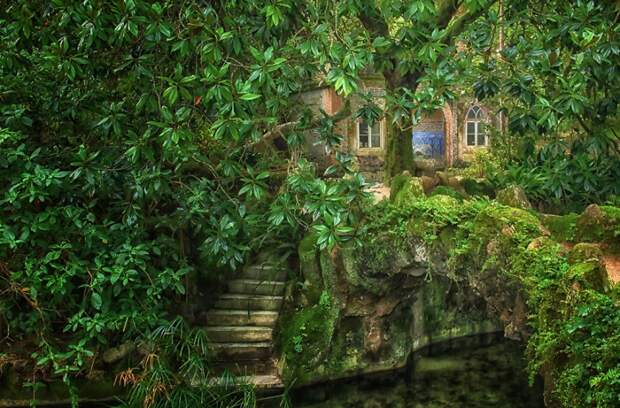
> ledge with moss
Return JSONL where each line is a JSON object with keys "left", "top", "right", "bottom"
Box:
{"left": 276, "top": 175, "right": 620, "bottom": 407}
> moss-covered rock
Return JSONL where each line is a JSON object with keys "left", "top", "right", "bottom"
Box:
{"left": 446, "top": 176, "right": 467, "bottom": 195}
{"left": 462, "top": 178, "right": 494, "bottom": 197}
{"left": 567, "top": 243, "right": 608, "bottom": 291}
{"left": 540, "top": 213, "right": 578, "bottom": 242}
{"left": 278, "top": 296, "right": 340, "bottom": 384}
{"left": 496, "top": 185, "right": 532, "bottom": 210}
{"left": 568, "top": 242, "right": 603, "bottom": 264}
{"left": 390, "top": 173, "right": 425, "bottom": 206}
{"left": 280, "top": 192, "right": 618, "bottom": 405}
{"left": 429, "top": 185, "right": 466, "bottom": 201}
{"left": 472, "top": 204, "right": 543, "bottom": 245}
{"left": 420, "top": 175, "right": 439, "bottom": 194}
{"left": 575, "top": 204, "right": 620, "bottom": 245}
{"left": 566, "top": 261, "right": 609, "bottom": 292}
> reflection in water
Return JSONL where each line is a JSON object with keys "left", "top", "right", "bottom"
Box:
{"left": 293, "top": 341, "right": 544, "bottom": 408}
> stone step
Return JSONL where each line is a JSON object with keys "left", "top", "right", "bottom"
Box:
{"left": 213, "top": 360, "right": 277, "bottom": 377}
{"left": 205, "top": 310, "right": 278, "bottom": 327}
{"left": 228, "top": 279, "right": 285, "bottom": 295}
{"left": 241, "top": 265, "right": 288, "bottom": 281}
{"left": 210, "top": 342, "right": 272, "bottom": 360}
{"left": 206, "top": 326, "right": 273, "bottom": 342}
{"left": 208, "top": 374, "right": 283, "bottom": 389}
{"left": 214, "top": 294, "right": 283, "bottom": 311}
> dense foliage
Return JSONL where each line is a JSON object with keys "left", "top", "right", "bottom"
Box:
{"left": 0, "top": 1, "right": 366, "bottom": 404}
{"left": 516, "top": 244, "right": 620, "bottom": 408}
{"left": 1, "top": 0, "right": 619, "bottom": 406}
{"left": 470, "top": 0, "right": 620, "bottom": 209}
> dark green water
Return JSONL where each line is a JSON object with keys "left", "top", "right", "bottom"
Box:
{"left": 292, "top": 341, "right": 544, "bottom": 408}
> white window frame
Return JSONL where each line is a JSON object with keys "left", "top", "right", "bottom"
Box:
{"left": 357, "top": 119, "right": 382, "bottom": 149}
{"left": 465, "top": 105, "right": 488, "bottom": 147}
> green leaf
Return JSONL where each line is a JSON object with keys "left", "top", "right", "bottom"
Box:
{"left": 240, "top": 93, "right": 261, "bottom": 101}
{"left": 163, "top": 86, "right": 178, "bottom": 105}
{"left": 91, "top": 293, "right": 102, "bottom": 310}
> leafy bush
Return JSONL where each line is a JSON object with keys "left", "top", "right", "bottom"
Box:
{"left": 470, "top": 0, "right": 620, "bottom": 212}
{"left": 0, "top": 1, "right": 366, "bottom": 403}
{"left": 488, "top": 138, "right": 620, "bottom": 212}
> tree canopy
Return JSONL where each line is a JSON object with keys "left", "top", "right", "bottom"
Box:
{"left": 1, "top": 0, "right": 619, "bottom": 406}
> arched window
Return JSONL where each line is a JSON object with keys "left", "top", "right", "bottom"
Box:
{"left": 466, "top": 105, "right": 487, "bottom": 147}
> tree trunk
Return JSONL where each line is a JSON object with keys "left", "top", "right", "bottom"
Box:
{"left": 384, "top": 116, "right": 415, "bottom": 179}
{"left": 384, "top": 76, "right": 416, "bottom": 179}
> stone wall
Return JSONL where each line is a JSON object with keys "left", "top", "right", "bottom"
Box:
{"left": 299, "top": 82, "right": 503, "bottom": 180}
{"left": 277, "top": 178, "right": 616, "bottom": 407}
{"left": 276, "top": 223, "right": 504, "bottom": 386}
{"left": 299, "top": 87, "right": 334, "bottom": 170}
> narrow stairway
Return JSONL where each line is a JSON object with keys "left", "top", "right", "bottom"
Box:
{"left": 205, "top": 262, "right": 288, "bottom": 388}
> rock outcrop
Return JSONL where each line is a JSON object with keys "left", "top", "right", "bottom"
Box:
{"left": 276, "top": 193, "right": 618, "bottom": 408}
{"left": 496, "top": 185, "right": 533, "bottom": 210}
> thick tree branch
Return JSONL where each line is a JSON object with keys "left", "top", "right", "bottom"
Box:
{"left": 444, "top": 0, "right": 499, "bottom": 46}
{"left": 249, "top": 100, "right": 351, "bottom": 149}
{"left": 436, "top": 0, "right": 463, "bottom": 29}
{"left": 357, "top": 1, "right": 389, "bottom": 38}
{"left": 356, "top": 0, "right": 403, "bottom": 85}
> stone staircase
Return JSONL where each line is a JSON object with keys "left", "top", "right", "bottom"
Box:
{"left": 205, "top": 263, "right": 288, "bottom": 388}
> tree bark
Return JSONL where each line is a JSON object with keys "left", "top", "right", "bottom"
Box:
{"left": 382, "top": 73, "right": 421, "bottom": 178}
{"left": 384, "top": 117, "right": 415, "bottom": 178}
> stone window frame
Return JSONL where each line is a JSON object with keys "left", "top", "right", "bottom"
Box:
{"left": 356, "top": 118, "right": 383, "bottom": 150}
{"left": 464, "top": 105, "right": 489, "bottom": 147}
{"left": 355, "top": 87, "right": 386, "bottom": 152}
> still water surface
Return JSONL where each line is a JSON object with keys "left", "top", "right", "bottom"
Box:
{"left": 292, "top": 341, "right": 544, "bottom": 408}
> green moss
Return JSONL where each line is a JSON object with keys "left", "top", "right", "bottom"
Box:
{"left": 575, "top": 204, "right": 620, "bottom": 245}
{"left": 495, "top": 185, "right": 533, "bottom": 210}
{"left": 568, "top": 243, "right": 603, "bottom": 264}
{"left": 390, "top": 175, "right": 424, "bottom": 206}
{"left": 299, "top": 233, "right": 323, "bottom": 304}
{"left": 390, "top": 173, "right": 410, "bottom": 198}
{"left": 429, "top": 186, "right": 466, "bottom": 202}
{"left": 278, "top": 294, "right": 340, "bottom": 383}
{"left": 566, "top": 243, "right": 608, "bottom": 291}
{"left": 540, "top": 213, "right": 578, "bottom": 242}
{"left": 290, "top": 193, "right": 619, "bottom": 404}
{"left": 425, "top": 194, "right": 460, "bottom": 209}
{"left": 566, "top": 261, "right": 609, "bottom": 291}
{"left": 421, "top": 278, "right": 447, "bottom": 335}
{"left": 384, "top": 125, "right": 415, "bottom": 179}
{"left": 461, "top": 178, "right": 494, "bottom": 197}
{"left": 472, "top": 204, "right": 542, "bottom": 246}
